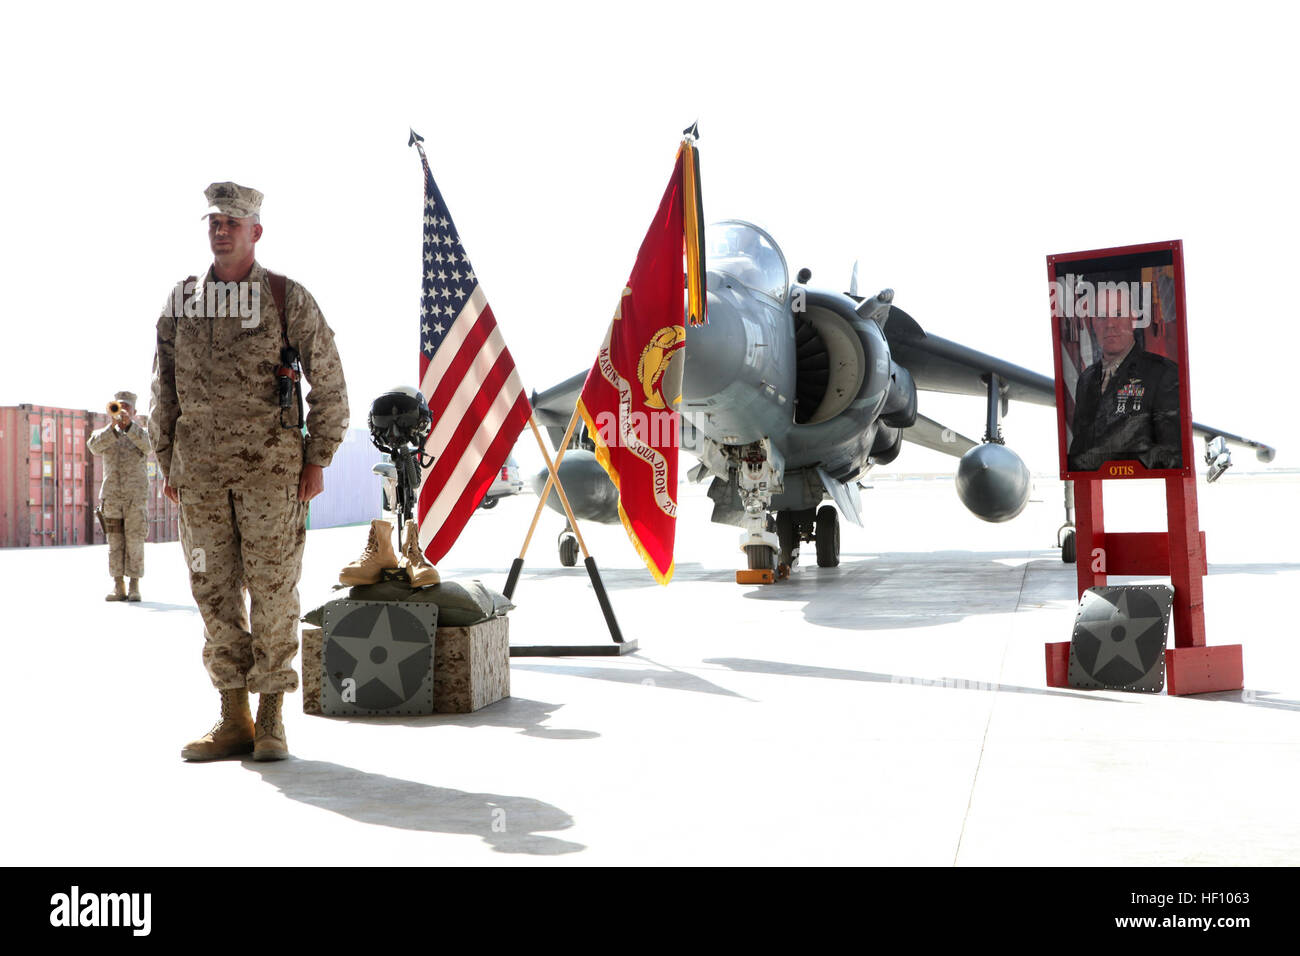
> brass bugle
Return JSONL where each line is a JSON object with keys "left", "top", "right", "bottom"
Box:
{"left": 108, "top": 400, "right": 123, "bottom": 416}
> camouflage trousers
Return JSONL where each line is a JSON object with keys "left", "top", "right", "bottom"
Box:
{"left": 102, "top": 499, "right": 147, "bottom": 579}
{"left": 179, "top": 487, "right": 307, "bottom": 694}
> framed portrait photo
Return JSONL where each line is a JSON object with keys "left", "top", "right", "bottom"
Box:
{"left": 1048, "top": 240, "right": 1193, "bottom": 481}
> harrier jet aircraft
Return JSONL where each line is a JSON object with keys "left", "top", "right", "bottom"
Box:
{"left": 530, "top": 221, "right": 1274, "bottom": 578}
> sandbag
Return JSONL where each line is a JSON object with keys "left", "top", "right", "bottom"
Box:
{"left": 302, "top": 578, "right": 514, "bottom": 628}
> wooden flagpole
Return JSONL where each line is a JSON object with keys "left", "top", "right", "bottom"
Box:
{"left": 504, "top": 409, "right": 632, "bottom": 655}
{"left": 507, "top": 407, "right": 582, "bottom": 591}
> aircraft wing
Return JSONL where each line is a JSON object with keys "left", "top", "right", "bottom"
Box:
{"left": 885, "top": 306, "right": 1276, "bottom": 461}
{"left": 902, "top": 413, "right": 979, "bottom": 459}
{"left": 530, "top": 370, "right": 588, "bottom": 448}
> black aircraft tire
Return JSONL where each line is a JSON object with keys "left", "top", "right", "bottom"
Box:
{"left": 479, "top": 496, "right": 499, "bottom": 510}
{"left": 559, "top": 535, "right": 579, "bottom": 567}
{"left": 745, "top": 544, "right": 777, "bottom": 572}
{"left": 775, "top": 511, "right": 799, "bottom": 567}
{"left": 1062, "top": 530, "right": 1076, "bottom": 564}
{"left": 815, "top": 506, "right": 840, "bottom": 568}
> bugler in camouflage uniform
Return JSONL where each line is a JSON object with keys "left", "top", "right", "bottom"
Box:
{"left": 87, "top": 390, "right": 150, "bottom": 601}
{"left": 150, "top": 182, "right": 349, "bottom": 762}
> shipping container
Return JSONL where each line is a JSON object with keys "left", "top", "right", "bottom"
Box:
{"left": 307, "top": 428, "right": 382, "bottom": 530}
{"left": 0, "top": 405, "right": 180, "bottom": 549}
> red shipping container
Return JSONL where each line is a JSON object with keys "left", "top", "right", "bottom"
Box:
{"left": 0, "top": 405, "right": 179, "bottom": 549}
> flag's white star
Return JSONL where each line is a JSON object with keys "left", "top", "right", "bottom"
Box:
{"left": 437, "top": 271, "right": 448, "bottom": 282}
{"left": 433, "top": 322, "right": 445, "bottom": 335}
{"left": 450, "top": 271, "right": 461, "bottom": 283}
{"left": 434, "top": 251, "right": 444, "bottom": 264}
{"left": 422, "top": 339, "right": 433, "bottom": 354}
{"left": 465, "top": 270, "right": 475, "bottom": 282}
{"left": 454, "top": 287, "right": 466, "bottom": 300}
{"left": 439, "top": 216, "right": 449, "bottom": 228}
{"left": 424, "top": 251, "right": 433, "bottom": 263}
{"left": 425, "top": 196, "right": 437, "bottom": 209}
{"left": 443, "top": 304, "right": 455, "bottom": 317}
{"left": 421, "top": 322, "right": 429, "bottom": 335}
{"left": 425, "top": 270, "right": 435, "bottom": 282}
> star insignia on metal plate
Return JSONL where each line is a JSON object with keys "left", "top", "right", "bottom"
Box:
{"left": 1067, "top": 585, "right": 1173, "bottom": 692}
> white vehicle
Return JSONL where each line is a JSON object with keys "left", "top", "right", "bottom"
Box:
{"left": 479, "top": 456, "right": 524, "bottom": 509}
{"left": 374, "top": 454, "right": 524, "bottom": 514}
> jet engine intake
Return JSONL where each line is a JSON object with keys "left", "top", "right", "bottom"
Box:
{"left": 879, "top": 362, "right": 917, "bottom": 429}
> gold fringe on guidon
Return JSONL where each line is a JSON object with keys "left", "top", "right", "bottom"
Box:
{"left": 680, "top": 138, "right": 707, "bottom": 328}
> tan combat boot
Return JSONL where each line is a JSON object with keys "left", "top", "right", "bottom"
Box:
{"left": 339, "top": 519, "right": 398, "bottom": 586}
{"left": 399, "top": 520, "right": 440, "bottom": 588}
{"left": 105, "top": 577, "right": 127, "bottom": 601}
{"left": 253, "top": 692, "right": 289, "bottom": 761}
{"left": 181, "top": 688, "right": 255, "bottom": 761}
{"left": 127, "top": 578, "right": 141, "bottom": 602}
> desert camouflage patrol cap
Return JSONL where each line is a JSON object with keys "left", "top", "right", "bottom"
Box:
{"left": 114, "top": 390, "right": 138, "bottom": 405}
{"left": 203, "top": 182, "right": 263, "bottom": 219}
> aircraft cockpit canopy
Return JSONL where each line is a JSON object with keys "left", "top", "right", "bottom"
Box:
{"left": 706, "top": 220, "right": 788, "bottom": 302}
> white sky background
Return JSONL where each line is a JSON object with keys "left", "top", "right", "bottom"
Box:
{"left": 1, "top": 0, "right": 1295, "bottom": 478}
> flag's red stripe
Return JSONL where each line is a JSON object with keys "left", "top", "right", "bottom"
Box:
{"left": 417, "top": 349, "right": 519, "bottom": 515}
{"left": 425, "top": 393, "right": 531, "bottom": 562}
{"left": 426, "top": 303, "right": 497, "bottom": 414}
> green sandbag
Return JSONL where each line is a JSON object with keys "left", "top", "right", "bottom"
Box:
{"left": 301, "top": 578, "right": 514, "bottom": 628}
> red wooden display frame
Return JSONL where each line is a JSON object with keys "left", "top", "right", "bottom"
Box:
{"left": 1043, "top": 241, "right": 1242, "bottom": 695}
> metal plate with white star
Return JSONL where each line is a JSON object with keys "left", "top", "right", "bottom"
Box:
{"left": 1067, "top": 585, "right": 1174, "bottom": 692}
{"left": 320, "top": 600, "right": 438, "bottom": 716}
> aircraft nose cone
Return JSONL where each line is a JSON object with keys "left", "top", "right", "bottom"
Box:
{"left": 683, "top": 290, "right": 746, "bottom": 403}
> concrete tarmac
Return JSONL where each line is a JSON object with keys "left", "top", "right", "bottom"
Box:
{"left": 2, "top": 472, "right": 1296, "bottom": 865}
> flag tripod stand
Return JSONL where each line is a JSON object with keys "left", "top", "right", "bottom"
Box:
{"left": 504, "top": 410, "right": 636, "bottom": 657}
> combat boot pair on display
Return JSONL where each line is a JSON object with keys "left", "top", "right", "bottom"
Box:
{"left": 338, "top": 519, "right": 439, "bottom": 588}
{"left": 181, "top": 688, "right": 288, "bottom": 762}
{"left": 105, "top": 577, "right": 142, "bottom": 602}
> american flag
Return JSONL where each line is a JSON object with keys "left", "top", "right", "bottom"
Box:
{"left": 412, "top": 135, "right": 531, "bottom": 563}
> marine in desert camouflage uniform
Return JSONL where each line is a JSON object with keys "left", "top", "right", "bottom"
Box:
{"left": 87, "top": 390, "right": 150, "bottom": 601}
{"left": 149, "top": 182, "right": 349, "bottom": 762}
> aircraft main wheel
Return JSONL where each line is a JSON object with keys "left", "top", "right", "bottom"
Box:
{"left": 1062, "top": 529, "right": 1076, "bottom": 564}
{"left": 479, "top": 496, "right": 499, "bottom": 510}
{"left": 745, "top": 544, "right": 777, "bottom": 572}
{"left": 775, "top": 510, "right": 799, "bottom": 568}
{"left": 815, "top": 505, "right": 840, "bottom": 568}
{"left": 559, "top": 534, "right": 579, "bottom": 567}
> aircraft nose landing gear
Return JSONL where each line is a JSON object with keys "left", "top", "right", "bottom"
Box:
{"left": 735, "top": 442, "right": 782, "bottom": 585}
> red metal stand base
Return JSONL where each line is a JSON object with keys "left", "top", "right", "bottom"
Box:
{"left": 1165, "top": 645, "right": 1243, "bottom": 696}
{"left": 1045, "top": 641, "right": 1070, "bottom": 688}
{"left": 1044, "top": 475, "right": 1243, "bottom": 695}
